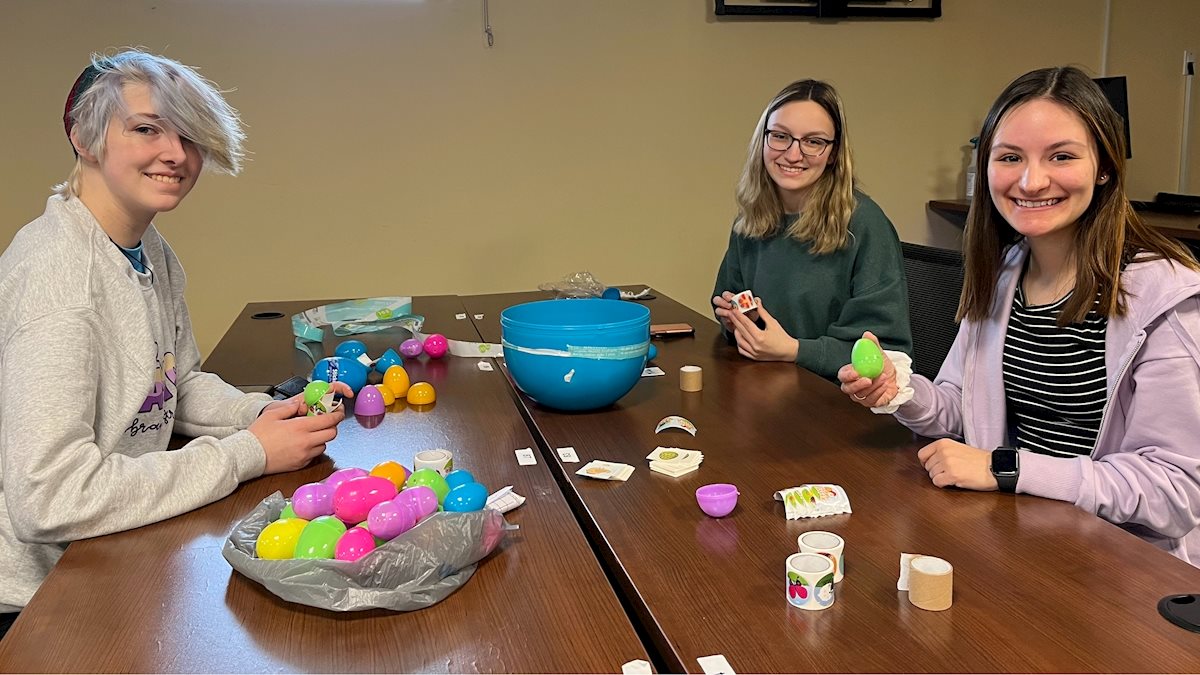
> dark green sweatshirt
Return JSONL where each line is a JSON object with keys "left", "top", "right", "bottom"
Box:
{"left": 712, "top": 193, "right": 912, "bottom": 381}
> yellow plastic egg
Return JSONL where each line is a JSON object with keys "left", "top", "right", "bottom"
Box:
{"left": 256, "top": 517, "right": 309, "bottom": 559}
{"left": 370, "top": 460, "right": 411, "bottom": 490}
{"left": 406, "top": 381, "right": 436, "bottom": 405}
{"left": 374, "top": 383, "right": 395, "bottom": 406}
{"left": 383, "top": 365, "right": 410, "bottom": 398}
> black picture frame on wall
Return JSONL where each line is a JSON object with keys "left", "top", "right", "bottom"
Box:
{"left": 715, "top": 0, "right": 941, "bottom": 19}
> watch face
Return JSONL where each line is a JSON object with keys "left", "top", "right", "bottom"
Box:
{"left": 992, "top": 449, "right": 1018, "bottom": 474}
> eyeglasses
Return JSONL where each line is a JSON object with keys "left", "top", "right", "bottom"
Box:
{"left": 763, "top": 130, "right": 835, "bottom": 157}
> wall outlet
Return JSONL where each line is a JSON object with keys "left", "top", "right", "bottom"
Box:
{"left": 1185, "top": 50, "right": 1195, "bottom": 77}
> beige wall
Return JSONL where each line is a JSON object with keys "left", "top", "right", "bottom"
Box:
{"left": 1, "top": 0, "right": 1196, "bottom": 356}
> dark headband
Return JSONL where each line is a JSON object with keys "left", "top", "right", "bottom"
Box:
{"left": 63, "top": 60, "right": 107, "bottom": 155}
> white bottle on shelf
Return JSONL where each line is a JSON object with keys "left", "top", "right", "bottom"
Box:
{"left": 965, "top": 137, "right": 979, "bottom": 199}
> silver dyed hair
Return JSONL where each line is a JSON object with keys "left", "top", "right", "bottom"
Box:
{"left": 57, "top": 49, "right": 245, "bottom": 198}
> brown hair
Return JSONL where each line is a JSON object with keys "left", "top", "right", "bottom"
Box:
{"left": 733, "top": 79, "right": 857, "bottom": 255}
{"left": 960, "top": 66, "right": 1197, "bottom": 325}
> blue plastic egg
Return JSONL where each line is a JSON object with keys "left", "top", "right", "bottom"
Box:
{"left": 375, "top": 348, "right": 404, "bottom": 374}
{"left": 443, "top": 482, "right": 488, "bottom": 512}
{"left": 312, "top": 356, "right": 369, "bottom": 394}
{"left": 334, "top": 339, "right": 369, "bottom": 363}
{"left": 444, "top": 469, "right": 475, "bottom": 490}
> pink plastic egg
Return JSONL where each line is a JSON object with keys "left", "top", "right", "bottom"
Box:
{"left": 291, "top": 481, "right": 334, "bottom": 520}
{"left": 399, "top": 338, "right": 423, "bottom": 358}
{"left": 333, "top": 475, "right": 399, "bottom": 524}
{"left": 334, "top": 527, "right": 378, "bottom": 562}
{"left": 355, "top": 385, "right": 386, "bottom": 416}
{"left": 325, "top": 467, "right": 369, "bottom": 491}
{"left": 398, "top": 485, "right": 439, "bottom": 520}
{"left": 367, "top": 499, "right": 418, "bottom": 540}
{"left": 423, "top": 334, "right": 448, "bottom": 359}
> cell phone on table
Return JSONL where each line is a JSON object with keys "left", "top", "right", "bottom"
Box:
{"left": 270, "top": 375, "right": 310, "bottom": 400}
{"left": 650, "top": 323, "right": 695, "bottom": 337}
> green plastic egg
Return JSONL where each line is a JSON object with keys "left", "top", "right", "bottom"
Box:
{"left": 851, "top": 338, "right": 884, "bottom": 379}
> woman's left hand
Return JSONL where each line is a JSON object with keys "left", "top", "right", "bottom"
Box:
{"left": 727, "top": 299, "right": 799, "bottom": 362}
{"left": 916, "top": 439, "right": 998, "bottom": 491}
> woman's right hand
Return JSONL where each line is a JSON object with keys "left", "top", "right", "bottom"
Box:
{"left": 252, "top": 396, "right": 347, "bottom": 474}
{"left": 712, "top": 291, "right": 736, "bottom": 332}
{"left": 837, "top": 331, "right": 900, "bottom": 408}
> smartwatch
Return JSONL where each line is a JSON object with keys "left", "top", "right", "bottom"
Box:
{"left": 990, "top": 447, "right": 1020, "bottom": 493}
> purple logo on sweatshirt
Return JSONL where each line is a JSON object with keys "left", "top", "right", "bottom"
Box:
{"left": 138, "top": 351, "right": 177, "bottom": 413}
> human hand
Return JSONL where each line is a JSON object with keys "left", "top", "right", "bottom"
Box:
{"left": 837, "top": 331, "right": 898, "bottom": 407}
{"left": 726, "top": 299, "right": 799, "bottom": 362}
{"left": 916, "top": 439, "right": 997, "bottom": 491}
{"left": 253, "top": 382, "right": 352, "bottom": 474}
{"left": 259, "top": 381, "right": 354, "bottom": 419}
{"left": 712, "top": 291, "right": 737, "bottom": 332}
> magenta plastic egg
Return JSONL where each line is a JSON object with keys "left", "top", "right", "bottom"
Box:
{"left": 400, "top": 338, "right": 423, "bottom": 358}
{"left": 398, "top": 485, "right": 439, "bottom": 520}
{"left": 367, "top": 499, "right": 418, "bottom": 540}
{"left": 333, "top": 475, "right": 399, "bottom": 524}
{"left": 355, "top": 385, "right": 387, "bottom": 416}
{"left": 334, "top": 527, "right": 378, "bottom": 562}
{"left": 291, "top": 482, "right": 334, "bottom": 520}
{"left": 443, "top": 482, "right": 488, "bottom": 512}
{"left": 325, "top": 467, "right": 369, "bottom": 491}
{"left": 423, "top": 334, "right": 449, "bottom": 359}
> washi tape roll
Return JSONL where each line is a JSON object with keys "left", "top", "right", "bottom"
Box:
{"left": 798, "top": 531, "right": 845, "bottom": 583}
{"left": 908, "top": 555, "right": 953, "bottom": 611}
{"left": 680, "top": 365, "right": 703, "bottom": 392}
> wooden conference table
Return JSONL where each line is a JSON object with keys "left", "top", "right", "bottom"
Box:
{"left": 0, "top": 296, "right": 647, "bottom": 673}
{"left": 461, "top": 288, "right": 1200, "bottom": 673}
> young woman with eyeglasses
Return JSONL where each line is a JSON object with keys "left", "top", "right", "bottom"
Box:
{"left": 712, "top": 79, "right": 912, "bottom": 381}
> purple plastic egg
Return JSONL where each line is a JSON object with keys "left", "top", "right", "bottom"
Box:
{"left": 398, "top": 485, "right": 439, "bottom": 520}
{"left": 325, "top": 467, "right": 369, "bottom": 491}
{"left": 291, "top": 481, "right": 334, "bottom": 520}
{"left": 334, "top": 527, "right": 377, "bottom": 562}
{"left": 423, "top": 334, "right": 448, "bottom": 359}
{"left": 355, "top": 385, "right": 387, "bottom": 416}
{"left": 399, "top": 338, "right": 423, "bottom": 358}
{"left": 333, "top": 475, "right": 399, "bottom": 524}
{"left": 367, "top": 499, "right": 418, "bottom": 540}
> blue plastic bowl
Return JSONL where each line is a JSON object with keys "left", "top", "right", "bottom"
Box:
{"left": 501, "top": 299, "right": 650, "bottom": 411}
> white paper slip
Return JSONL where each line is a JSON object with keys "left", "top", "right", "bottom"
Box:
{"left": 486, "top": 486, "right": 527, "bottom": 514}
{"left": 557, "top": 446, "right": 580, "bottom": 462}
{"left": 655, "top": 415, "right": 697, "bottom": 436}
{"left": 646, "top": 447, "right": 703, "bottom": 464}
{"left": 474, "top": 313, "right": 484, "bottom": 320}
{"left": 649, "top": 461, "right": 698, "bottom": 478}
{"left": 515, "top": 447, "right": 537, "bottom": 466}
{"left": 642, "top": 366, "right": 666, "bottom": 377}
{"left": 477, "top": 360, "right": 495, "bottom": 372}
{"left": 622, "top": 659, "right": 653, "bottom": 675}
{"left": 697, "top": 654, "right": 736, "bottom": 675}
{"left": 576, "top": 460, "right": 634, "bottom": 481}
{"left": 455, "top": 313, "right": 467, "bottom": 320}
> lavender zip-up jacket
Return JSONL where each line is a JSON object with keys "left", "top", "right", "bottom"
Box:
{"left": 894, "top": 241, "right": 1200, "bottom": 566}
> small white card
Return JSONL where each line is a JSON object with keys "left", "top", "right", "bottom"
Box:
{"left": 557, "top": 446, "right": 580, "bottom": 462}
{"left": 474, "top": 313, "right": 484, "bottom": 320}
{"left": 698, "top": 655, "right": 735, "bottom": 675}
{"left": 477, "top": 360, "right": 495, "bottom": 372}
{"left": 455, "top": 313, "right": 467, "bottom": 320}
{"left": 515, "top": 447, "right": 537, "bottom": 466}
{"left": 622, "top": 660, "right": 652, "bottom": 675}
{"left": 642, "top": 366, "right": 665, "bottom": 377}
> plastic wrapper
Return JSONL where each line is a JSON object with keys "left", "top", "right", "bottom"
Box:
{"left": 538, "top": 271, "right": 608, "bottom": 298}
{"left": 222, "top": 491, "right": 508, "bottom": 612}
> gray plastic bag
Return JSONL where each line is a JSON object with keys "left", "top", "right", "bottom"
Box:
{"left": 223, "top": 491, "right": 508, "bottom": 612}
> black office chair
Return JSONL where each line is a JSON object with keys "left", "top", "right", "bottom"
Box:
{"left": 901, "top": 242, "right": 965, "bottom": 381}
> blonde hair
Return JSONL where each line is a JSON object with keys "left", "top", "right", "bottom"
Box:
{"left": 57, "top": 49, "right": 245, "bottom": 198}
{"left": 733, "top": 79, "right": 857, "bottom": 254}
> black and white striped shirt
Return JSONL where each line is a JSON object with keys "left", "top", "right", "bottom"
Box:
{"left": 1002, "top": 286, "right": 1108, "bottom": 457}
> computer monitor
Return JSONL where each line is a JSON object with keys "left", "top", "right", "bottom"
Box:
{"left": 1093, "top": 76, "right": 1132, "bottom": 159}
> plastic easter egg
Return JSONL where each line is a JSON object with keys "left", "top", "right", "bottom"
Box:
{"left": 325, "top": 467, "right": 369, "bottom": 491}
{"left": 423, "top": 334, "right": 449, "bottom": 359}
{"left": 355, "top": 521, "right": 387, "bottom": 546}
{"left": 444, "top": 469, "right": 475, "bottom": 491}
{"left": 279, "top": 502, "right": 297, "bottom": 520}
{"left": 375, "top": 348, "right": 404, "bottom": 374}
{"left": 370, "top": 460, "right": 411, "bottom": 489}
{"left": 334, "top": 527, "right": 378, "bottom": 562}
{"left": 333, "top": 475, "right": 399, "bottom": 524}
{"left": 355, "top": 385, "right": 387, "bottom": 416}
{"left": 367, "top": 499, "right": 418, "bottom": 540}
{"left": 294, "top": 518, "right": 343, "bottom": 559}
{"left": 309, "top": 514, "right": 348, "bottom": 536}
{"left": 400, "top": 338, "right": 423, "bottom": 358}
{"left": 647, "top": 344, "right": 658, "bottom": 361}
{"left": 851, "top": 338, "right": 885, "bottom": 379}
{"left": 406, "top": 382, "right": 436, "bottom": 406}
{"left": 334, "top": 339, "right": 369, "bottom": 364}
{"left": 312, "top": 356, "right": 369, "bottom": 394}
{"left": 404, "top": 468, "right": 450, "bottom": 504}
{"left": 291, "top": 481, "right": 334, "bottom": 520}
{"left": 303, "top": 380, "right": 330, "bottom": 406}
{"left": 398, "top": 485, "right": 440, "bottom": 520}
{"left": 373, "top": 383, "right": 395, "bottom": 406}
{"left": 382, "top": 365, "right": 411, "bottom": 398}
{"left": 443, "top": 482, "right": 488, "bottom": 512}
{"left": 256, "top": 518, "right": 309, "bottom": 559}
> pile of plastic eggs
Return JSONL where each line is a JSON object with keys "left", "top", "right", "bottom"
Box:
{"left": 255, "top": 460, "right": 489, "bottom": 562}
{"left": 307, "top": 338, "right": 441, "bottom": 415}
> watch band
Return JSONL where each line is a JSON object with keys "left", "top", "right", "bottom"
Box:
{"left": 990, "top": 447, "right": 1020, "bottom": 493}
